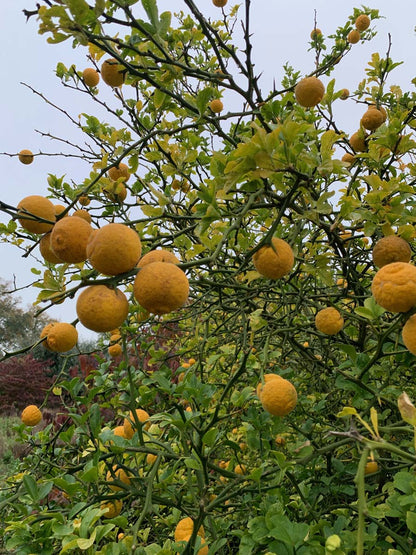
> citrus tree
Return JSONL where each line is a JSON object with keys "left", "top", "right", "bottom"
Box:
{"left": 1, "top": 1, "right": 416, "bottom": 554}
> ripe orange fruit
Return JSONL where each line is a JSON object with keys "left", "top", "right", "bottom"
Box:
{"left": 76, "top": 285, "right": 129, "bottom": 332}
{"left": 209, "top": 99, "right": 223, "bottom": 113}
{"left": 256, "top": 373, "right": 283, "bottom": 398}
{"left": 310, "top": 28, "right": 322, "bottom": 39}
{"left": 101, "top": 499, "right": 122, "bottom": 518}
{"left": 21, "top": 405, "right": 42, "bottom": 426}
{"left": 347, "top": 30, "right": 360, "bottom": 44}
{"left": 39, "top": 232, "right": 63, "bottom": 263}
{"left": 369, "top": 104, "right": 387, "bottom": 122}
{"left": 50, "top": 216, "right": 93, "bottom": 263}
{"left": 146, "top": 453, "right": 157, "bottom": 465}
{"left": 87, "top": 223, "right": 142, "bottom": 276}
{"left": 260, "top": 377, "right": 297, "bottom": 417}
{"left": 123, "top": 408, "right": 150, "bottom": 439}
{"left": 104, "top": 182, "right": 127, "bottom": 203}
{"left": 188, "top": 357, "right": 196, "bottom": 365}
{"left": 78, "top": 195, "right": 90, "bottom": 206}
{"left": 101, "top": 58, "right": 124, "bottom": 87}
{"left": 106, "top": 466, "right": 130, "bottom": 491}
{"left": 340, "top": 88, "right": 349, "bottom": 100}
{"left": 18, "top": 149, "right": 34, "bottom": 164}
{"left": 252, "top": 237, "right": 294, "bottom": 279}
{"left": 73, "top": 209, "right": 92, "bottom": 223}
{"left": 82, "top": 67, "right": 100, "bottom": 87}
{"left": 372, "top": 236, "right": 412, "bottom": 268}
{"left": 54, "top": 204, "right": 67, "bottom": 217}
{"left": 349, "top": 131, "right": 367, "bottom": 152}
{"left": 138, "top": 249, "right": 180, "bottom": 267}
{"left": 17, "top": 195, "right": 56, "bottom": 234}
{"left": 361, "top": 108, "right": 384, "bottom": 131}
{"left": 113, "top": 425, "right": 126, "bottom": 438}
{"left": 108, "top": 343, "right": 122, "bottom": 358}
{"left": 364, "top": 460, "right": 378, "bottom": 475}
{"left": 234, "top": 464, "right": 246, "bottom": 475}
{"left": 212, "top": 0, "right": 227, "bottom": 6}
{"left": 315, "top": 307, "right": 344, "bottom": 335}
{"left": 341, "top": 153, "right": 355, "bottom": 165}
{"left": 355, "top": 14, "right": 370, "bottom": 31}
{"left": 402, "top": 314, "right": 416, "bottom": 355}
{"left": 40, "top": 322, "right": 78, "bottom": 352}
{"left": 275, "top": 435, "right": 286, "bottom": 446}
{"left": 108, "top": 163, "right": 131, "bottom": 182}
{"left": 174, "top": 517, "right": 205, "bottom": 542}
{"left": 133, "top": 261, "right": 189, "bottom": 315}
{"left": 372, "top": 262, "right": 416, "bottom": 313}
{"left": 294, "top": 77, "right": 325, "bottom": 108}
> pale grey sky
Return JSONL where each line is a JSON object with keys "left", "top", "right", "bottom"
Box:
{"left": 1, "top": 0, "right": 415, "bottom": 340}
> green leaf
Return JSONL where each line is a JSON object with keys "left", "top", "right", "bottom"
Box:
{"left": 184, "top": 456, "right": 203, "bottom": 470}
{"left": 202, "top": 427, "right": 218, "bottom": 447}
{"left": 142, "top": 0, "right": 159, "bottom": 30}
{"left": 77, "top": 529, "right": 96, "bottom": 550}
{"left": 23, "top": 474, "right": 39, "bottom": 502}
{"left": 406, "top": 511, "right": 416, "bottom": 534}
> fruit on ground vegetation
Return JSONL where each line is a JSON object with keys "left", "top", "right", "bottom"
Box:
{"left": 252, "top": 237, "right": 294, "bottom": 279}
{"left": 123, "top": 408, "right": 150, "bottom": 439}
{"left": 315, "top": 307, "right": 344, "bottom": 335}
{"left": 18, "top": 149, "right": 34, "bottom": 164}
{"left": 82, "top": 67, "right": 100, "bottom": 87}
{"left": 372, "top": 235, "right": 412, "bottom": 268}
{"left": 108, "top": 163, "right": 131, "bottom": 182}
{"left": 40, "top": 322, "right": 78, "bottom": 352}
{"left": 174, "top": 517, "right": 205, "bottom": 541}
{"left": 401, "top": 314, "right": 416, "bottom": 355}
{"left": 259, "top": 377, "right": 298, "bottom": 417}
{"left": 86, "top": 222, "right": 142, "bottom": 275}
{"left": 138, "top": 249, "right": 180, "bottom": 267}
{"left": 372, "top": 262, "right": 416, "bottom": 313}
{"left": 355, "top": 14, "right": 371, "bottom": 31}
{"left": 209, "top": 99, "right": 223, "bottom": 113}
{"left": 50, "top": 216, "right": 93, "bottom": 263}
{"left": 133, "top": 261, "right": 189, "bottom": 315}
{"left": 17, "top": 195, "right": 56, "bottom": 234}
{"left": 294, "top": 77, "right": 325, "bottom": 108}
{"left": 101, "top": 58, "right": 124, "bottom": 87}
{"left": 178, "top": 537, "right": 208, "bottom": 555}
{"left": 76, "top": 285, "right": 129, "bottom": 332}
{"left": 21, "top": 405, "right": 42, "bottom": 426}
{"left": 100, "top": 499, "right": 123, "bottom": 518}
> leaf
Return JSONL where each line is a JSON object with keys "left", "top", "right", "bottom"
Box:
{"left": 406, "top": 511, "right": 416, "bottom": 534}
{"left": 23, "top": 474, "right": 39, "bottom": 502}
{"left": 184, "top": 457, "right": 202, "bottom": 470}
{"left": 202, "top": 428, "right": 218, "bottom": 447}
{"left": 77, "top": 529, "right": 96, "bottom": 550}
{"left": 142, "top": 0, "right": 159, "bottom": 31}
{"left": 370, "top": 407, "right": 379, "bottom": 438}
{"left": 398, "top": 392, "right": 416, "bottom": 426}
{"left": 336, "top": 407, "right": 358, "bottom": 418}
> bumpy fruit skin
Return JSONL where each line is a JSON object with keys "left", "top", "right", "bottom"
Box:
{"left": 134, "top": 261, "right": 189, "bottom": 315}
{"left": 174, "top": 517, "right": 205, "bottom": 542}
{"left": 369, "top": 104, "right": 387, "bottom": 122}
{"left": 108, "top": 343, "right": 122, "bottom": 358}
{"left": 364, "top": 461, "right": 378, "bottom": 475}
{"left": 78, "top": 195, "right": 90, "bottom": 206}
{"left": 82, "top": 67, "right": 100, "bottom": 87}
{"left": 341, "top": 153, "right": 355, "bottom": 164}
{"left": 402, "top": 314, "right": 416, "bottom": 355}
{"left": 372, "top": 236, "right": 412, "bottom": 268}
{"left": 87, "top": 223, "right": 142, "bottom": 276}
{"left": 123, "top": 408, "right": 150, "bottom": 439}
{"left": 361, "top": 108, "right": 384, "bottom": 131}
{"left": 76, "top": 285, "right": 129, "bottom": 332}
{"left": 260, "top": 378, "right": 297, "bottom": 417}
{"left": 138, "top": 249, "right": 179, "bottom": 267}
{"left": 21, "top": 405, "right": 42, "bottom": 426}
{"left": 50, "top": 216, "right": 93, "bottom": 263}
{"left": 355, "top": 14, "right": 371, "bottom": 31}
{"left": 256, "top": 373, "right": 283, "bottom": 398}
{"left": 106, "top": 466, "right": 130, "bottom": 491}
{"left": 101, "top": 58, "right": 124, "bottom": 87}
{"left": 294, "top": 77, "right": 325, "bottom": 108}
{"left": 146, "top": 453, "right": 157, "bottom": 465}
{"left": 253, "top": 237, "right": 294, "bottom": 279}
{"left": 101, "top": 499, "right": 122, "bottom": 518}
{"left": 310, "top": 28, "right": 322, "bottom": 39}
{"left": 372, "top": 262, "right": 416, "bottom": 313}
{"left": 340, "top": 88, "right": 349, "bottom": 100}
{"left": 113, "top": 425, "right": 126, "bottom": 438}
{"left": 40, "top": 322, "right": 78, "bottom": 352}
{"left": 18, "top": 149, "right": 34, "bottom": 164}
{"left": 347, "top": 30, "right": 360, "bottom": 44}
{"left": 315, "top": 307, "right": 344, "bottom": 335}
{"left": 209, "top": 99, "right": 223, "bottom": 113}
{"left": 73, "top": 209, "right": 92, "bottom": 223}
{"left": 108, "top": 163, "right": 130, "bottom": 182}
{"left": 39, "top": 232, "right": 63, "bottom": 263}
{"left": 234, "top": 464, "right": 246, "bottom": 475}
{"left": 349, "top": 131, "right": 367, "bottom": 152}
{"left": 212, "top": 0, "right": 227, "bottom": 6}
{"left": 17, "top": 195, "right": 56, "bottom": 234}
{"left": 104, "top": 182, "right": 127, "bottom": 203}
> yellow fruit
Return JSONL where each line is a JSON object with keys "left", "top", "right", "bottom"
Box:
{"left": 341, "top": 153, "right": 355, "bottom": 164}
{"left": 113, "top": 425, "right": 126, "bottom": 438}
{"left": 21, "top": 405, "right": 42, "bottom": 426}
{"left": 104, "top": 182, "right": 127, "bottom": 203}
{"left": 260, "top": 378, "right": 297, "bottom": 417}
{"left": 340, "top": 88, "right": 349, "bottom": 100}
{"left": 355, "top": 14, "right": 370, "bottom": 31}
{"left": 402, "top": 314, "right": 416, "bottom": 355}
{"left": 294, "top": 77, "right": 325, "bottom": 108}
{"left": 372, "top": 262, "right": 416, "bottom": 313}
{"left": 101, "top": 58, "right": 124, "bottom": 87}
{"left": 349, "top": 131, "right": 367, "bottom": 152}
{"left": 17, "top": 195, "right": 56, "bottom": 234}
{"left": 138, "top": 249, "right": 180, "bottom": 267}
{"left": 188, "top": 358, "right": 196, "bottom": 365}
{"left": 361, "top": 108, "right": 384, "bottom": 131}
{"left": 76, "top": 285, "right": 129, "bottom": 332}
{"left": 50, "top": 216, "right": 93, "bottom": 263}
{"left": 310, "top": 28, "right": 322, "bottom": 39}
{"left": 123, "top": 408, "right": 150, "bottom": 439}
{"left": 275, "top": 435, "right": 286, "bottom": 446}
{"left": 108, "top": 163, "right": 131, "bottom": 182}
{"left": 369, "top": 104, "right": 387, "bottom": 122}
{"left": 315, "top": 307, "right": 344, "bottom": 335}
{"left": 212, "top": 0, "right": 227, "bottom": 6}
{"left": 364, "top": 461, "right": 378, "bottom": 475}
{"left": 372, "top": 236, "right": 412, "bottom": 268}
{"left": 146, "top": 453, "right": 157, "bottom": 465}
{"left": 39, "top": 232, "right": 63, "bottom": 263}
{"left": 54, "top": 204, "right": 67, "bottom": 217}
{"left": 252, "top": 237, "right": 294, "bottom": 279}
{"left": 234, "top": 464, "right": 246, "bottom": 475}
{"left": 106, "top": 466, "right": 130, "bottom": 491}
{"left": 40, "top": 322, "right": 78, "bottom": 352}
{"left": 101, "top": 499, "right": 122, "bottom": 518}
{"left": 347, "top": 30, "right": 361, "bottom": 44}
{"left": 256, "top": 373, "right": 283, "bottom": 398}
{"left": 133, "top": 261, "right": 189, "bottom": 315}
{"left": 73, "top": 209, "right": 92, "bottom": 223}
{"left": 110, "top": 333, "right": 122, "bottom": 343}
{"left": 108, "top": 343, "right": 122, "bottom": 358}
{"left": 78, "top": 195, "right": 90, "bottom": 206}
{"left": 87, "top": 223, "right": 142, "bottom": 276}
{"left": 174, "top": 517, "right": 205, "bottom": 542}
{"left": 209, "top": 99, "right": 223, "bottom": 113}
{"left": 18, "top": 149, "right": 34, "bottom": 165}
{"left": 82, "top": 67, "right": 100, "bottom": 87}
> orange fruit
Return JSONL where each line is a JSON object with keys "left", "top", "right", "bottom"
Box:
{"left": 369, "top": 104, "right": 387, "bottom": 122}
{"left": 108, "top": 163, "right": 131, "bottom": 182}
{"left": 372, "top": 236, "right": 412, "bottom": 268}
{"left": 104, "top": 182, "right": 127, "bottom": 203}
{"left": 372, "top": 262, "right": 416, "bottom": 313}
{"left": 54, "top": 204, "right": 67, "bottom": 217}
{"left": 113, "top": 425, "right": 126, "bottom": 438}
{"left": 146, "top": 453, "right": 157, "bottom": 465}
{"left": 294, "top": 77, "right": 325, "bottom": 107}
{"left": 123, "top": 408, "right": 150, "bottom": 439}
{"left": 73, "top": 209, "right": 92, "bottom": 223}
{"left": 39, "top": 232, "right": 63, "bottom": 263}
{"left": 17, "top": 195, "right": 56, "bottom": 234}
{"left": 209, "top": 99, "right": 223, "bottom": 113}
{"left": 355, "top": 14, "right": 370, "bottom": 31}
{"left": 18, "top": 149, "right": 34, "bottom": 165}
{"left": 402, "top": 314, "right": 416, "bottom": 355}
{"left": 275, "top": 435, "right": 286, "bottom": 446}
{"left": 256, "top": 373, "right": 283, "bottom": 398}
{"left": 101, "top": 58, "right": 124, "bottom": 87}
{"left": 260, "top": 377, "right": 297, "bottom": 417}
{"left": 86, "top": 223, "right": 142, "bottom": 276}
{"left": 347, "top": 30, "right": 360, "bottom": 44}
{"left": 341, "top": 153, "right": 355, "bottom": 165}
{"left": 212, "top": 0, "right": 227, "bottom": 6}
{"left": 106, "top": 466, "right": 130, "bottom": 491}
{"left": 138, "top": 249, "right": 180, "bottom": 267}
{"left": 174, "top": 517, "right": 205, "bottom": 542}
{"left": 21, "top": 405, "right": 42, "bottom": 426}
{"left": 315, "top": 307, "right": 344, "bottom": 335}
{"left": 50, "top": 216, "right": 93, "bottom": 263}
{"left": 349, "top": 131, "right": 367, "bottom": 152}
{"left": 108, "top": 343, "right": 122, "bottom": 358}
{"left": 40, "top": 322, "right": 78, "bottom": 352}
{"left": 76, "top": 285, "right": 129, "bottom": 332}
{"left": 133, "top": 261, "right": 189, "bottom": 315}
{"left": 110, "top": 333, "right": 122, "bottom": 343}
{"left": 82, "top": 67, "right": 100, "bottom": 87}
{"left": 234, "top": 464, "right": 246, "bottom": 475}
{"left": 364, "top": 461, "right": 378, "bottom": 475}
{"left": 101, "top": 499, "right": 122, "bottom": 518}
{"left": 361, "top": 108, "right": 384, "bottom": 131}
{"left": 78, "top": 195, "right": 90, "bottom": 206}
{"left": 340, "top": 88, "right": 349, "bottom": 100}
{"left": 252, "top": 237, "right": 294, "bottom": 279}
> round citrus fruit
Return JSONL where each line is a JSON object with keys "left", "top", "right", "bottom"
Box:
{"left": 108, "top": 163, "right": 131, "bottom": 182}
{"left": 355, "top": 14, "right": 370, "bottom": 31}
{"left": 341, "top": 153, "right": 355, "bottom": 164}
{"left": 174, "top": 517, "right": 205, "bottom": 542}
{"left": 108, "top": 343, "right": 122, "bottom": 358}
{"left": 123, "top": 408, "right": 150, "bottom": 439}
{"left": 146, "top": 453, "right": 157, "bottom": 465}
{"left": 209, "top": 99, "right": 223, "bottom": 113}
{"left": 76, "top": 285, "right": 129, "bottom": 332}
{"left": 17, "top": 195, "right": 56, "bottom": 234}
{"left": 101, "top": 58, "right": 124, "bottom": 87}
{"left": 252, "top": 237, "right": 294, "bottom": 279}
{"left": 73, "top": 209, "right": 92, "bottom": 223}
{"left": 138, "top": 249, "right": 179, "bottom": 267}
{"left": 402, "top": 314, "right": 416, "bottom": 355}
{"left": 106, "top": 466, "right": 130, "bottom": 491}
{"left": 50, "top": 216, "right": 93, "bottom": 263}
{"left": 21, "top": 405, "right": 42, "bottom": 426}
{"left": 361, "top": 108, "right": 384, "bottom": 131}
{"left": 260, "top": 377, "right": 297, "bottom": 417}
{"left": 369, "top": 104, "right": 387, "bottom": 122}
{"left": 294, "top": 77, "right": 325, "bottom": 107}
{"left": 78, "top": 195, "right": 90, "bottom": 206}
{"left": 40, "top": 322, "right": 78, "bottom": 352}
{"left": 39, "top": 232, "right": 63, "bottom": 263}
{"left": 104, "top": 182, "right": 127, "bottom": 203}
{"left": 101, "top": 499, "right": 122, "bottom": 518}
{"left": 113, "top": 425, "right": 126, "bottom": 438}
{"left": 18, "top": 149, "right": 34, "bottom": 165}
{"left": 212, "top": 0, "right": 227, "bottom": 6}
{"left": 234, "top": 464, "right": 246, "bottom": 475}
{"left": 340, "top": 88, "right": 349, "bottom": 100}
{"left": 347, "top": 30, "right": 360, "bottom": 44}
{"left": 372, "top": 236, "right": 411, "bottom": 268}
{"left": 54, "top": 204, "right": 67, "bottom": 217}
{"left": 364, "top": 461, "right": 378, "bottom": 475}
{"left": 315, "top": 307, "right": 344, "bottom": 335}
{"left": 87, "top": 223, "right": 142, "bottom": 276}
{"left": 372, "top": 262, "right": 416, "bottom": 313}
{"left": 349, "top": 131, "right": 367, "bottom": 152}
{"left": 82, "top": 67, "right": 100, "bottom": 87}
{"left": 256, "top": 373, "right": 283, "bottom": 398}
{"left": 310, "top": 28, "right": 322, "bottom": 39}
{"left": 133, "top": 261, "right": 189, "bottom": 315}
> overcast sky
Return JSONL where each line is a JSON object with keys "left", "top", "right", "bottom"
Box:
{"left": 1, "top": 0, "right": 415, "bottom": 340}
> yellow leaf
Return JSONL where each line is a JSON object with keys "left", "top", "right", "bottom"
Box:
{"left": 398, "top": 392, "right": 416, "bottom": 426}
{"left": 336, "top": 406, "right": 358, "bottom": 418}
{"left": 370, "top": 407, "right": 379, "bottom": 438}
